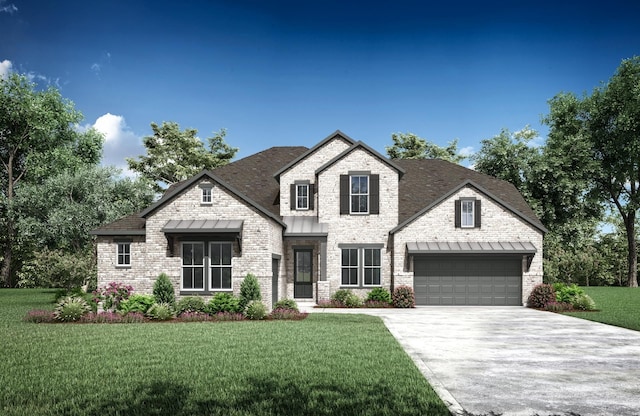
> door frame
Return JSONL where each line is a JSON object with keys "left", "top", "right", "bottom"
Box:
{"left": 294, "top": 249, "right": 313, "bottom": 299}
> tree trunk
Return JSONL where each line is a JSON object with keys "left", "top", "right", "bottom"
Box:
{"left": 1, "top": 242, "right": 12, "bottom": 288}
{"left": 624, "top": 212, "right": 638, "bottom": 287}
{"left": 1, "top": 155, "right": 15, "bottom": 287}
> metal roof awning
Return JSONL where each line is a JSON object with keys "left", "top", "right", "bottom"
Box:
{"left": 407, "top": 241, "right": 537, "bottom": 254}
{"left": 162, "top": 219, "right": 243, "bottom": 234}
{"left": 283, "top": 216, "right": 328, "bottom": 238}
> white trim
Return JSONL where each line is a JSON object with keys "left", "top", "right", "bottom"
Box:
{"left": 209, "top": 242, "right": 233, "bottom": 291}
{"left": 181, "top": 241, "right": 205, "bottom": 291}
{"left": 340, "top": 248, "right": 359, "bottom": 286}
{"left": 340, "top": 247, "right": 383, "bottom": 287}
{"left": 461, "top": 199, "right": 474, "bottom": 228}
{"left": 362, "top": 248, "right": 382, "bottom": 287}
{"left": 296, "top": 183, "right": 309, "bottom": 210}
{"left": 201, "top": 187, "right": 212, "bottom": 204}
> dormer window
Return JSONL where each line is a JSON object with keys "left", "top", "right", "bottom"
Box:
{"left": 202, "top": 187, "right": 212, "bottom": 204}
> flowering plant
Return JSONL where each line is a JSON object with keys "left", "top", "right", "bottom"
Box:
{"left": 93, "top": 282, "right": 134, "bottom": 311}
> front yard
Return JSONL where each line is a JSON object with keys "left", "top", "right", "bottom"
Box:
{"left": 0, "top": 289, "right": 449, "bottom": 416}
{"left": 563, "top": 286, "right": 640, "bottom": 331}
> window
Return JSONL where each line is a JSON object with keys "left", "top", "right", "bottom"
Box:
{"left": 296, "top": 184, "right": 309, "bottom": 210}
{"left": 341, "top": 248, "right": 359, "bottom": 286}
{"left": 202, "top": 187, "right": 212, "bottom": 204}
{"left": 210, "top": 242, "right": 232, "bottom": 290}
{"left": 116, "top": 243, "right": 131, "bottom": 266}
{"left": 350, "top": 175, "right": 369, "bottom": 214}
{"left": 341, "top": 247, "right": 382, "bottom": 286}
{"left": 461, "top": 200, "right": 474, "bottom": 228}
{"left": 182, "top": 242, "right": 204, "bottom": 290}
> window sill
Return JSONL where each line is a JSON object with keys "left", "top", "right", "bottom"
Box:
{"left": 180, "top": 289, "right": 233, "bottom": 296}
{"left": 339, "top": 285, "right": 382, "bottom": 289}
{"left": 115, "top": 265, "right": 131, "bottom": 269}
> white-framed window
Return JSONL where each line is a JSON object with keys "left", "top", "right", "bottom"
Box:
{"left": 116, "top": 243, "right": 131, "bottom": 266}
{"left": 350, "top": 175, "right": 369, "bottom": 214}
{"left": 296, "top": 184, "right": 309, "bottom": 210}
{"left": 341, "top": 248, "right": 359, "bottom": 286}
{"left": 210, "top": 242, "right": 232, "bottom": 290}
{"left": 461, "top": 200, "right": 475, "bottom": 228}
{"left": 341, "top": 247, "right": 382, "bottom": 287}
{"left": 202, "top": 187, "right": 212, "bottom": 204}
{"left": 182, "top": 242, "right": 205, "bottom": 290}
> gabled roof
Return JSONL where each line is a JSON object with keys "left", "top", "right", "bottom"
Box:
{"left": 391, "top": 159, "right": 546, "bottom": 234}
{"left": 90, "top": 213, "right": 146, "bottom": 235}
{"left": 273, "top": 130, "right": 356, "bottom": 181}
{"left": 315, "top": 141, "right": 405, "bottom": 178}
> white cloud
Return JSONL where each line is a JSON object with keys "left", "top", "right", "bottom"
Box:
{"left": 459, "top": 146, "right": 474, "bottom": 157}
{"left": 0, "top": 59, "right": 12, "bottom": 78}
{"left": 91, "top": 51, "right": 111, "bottom": 78}
{"left": 0, "top": 1, "right": 17, "bottom": 14}
{"left": 86, "top": 113, "right": 145, "bottom": 176}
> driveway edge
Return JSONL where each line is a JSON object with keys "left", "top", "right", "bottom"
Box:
{"left": 380, "top": 316, "right": 465, "bottom": 416}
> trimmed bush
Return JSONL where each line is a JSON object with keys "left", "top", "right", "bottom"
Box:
{"left": 146, "top": 303, "right": 175, "bottom": 321}
{"left": 366, "top": 287, "right": 392, "bottom": 303}
{"left": 54, "top": 296, "right": 91, "bottom": 322}
{"left": 331, "top": 289, "right": 353, "bottom": 305}
{"left": 245, "top": 301, "right": 267, "bottom": 320}
{"left": 206, "top": 293, "right": 242, "bottom": 314}
{"left": 572, "top": 293, "right": 596, "bottom": 311}
{"left": 274, "top": 298, "right": 298, "bottom": 311}
{"left": 270, "top": 307, "right": 308, "bottom": 320}
{"left": 153, "top": 273, "right": 175, "bottom": 306}
{"left": 239, "top": 273, "right": 261, "bottom": 310}
{"left": 344, "top": 292, "right": 363, "bottom": 308}
{"left": 527, "top": 284, "right": 556, "bottom": 309}
{"left": 176, "top": 296, "right": 207, "bottom": 314}
{"left": 118, "top": 294, "right": 155, "bottom": 314}
{"left": 392, "top": 286, "right": 415, "bottom": 308}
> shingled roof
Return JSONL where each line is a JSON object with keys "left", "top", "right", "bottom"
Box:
{"left": 92, "top": 145, "right": 544, "bottom": 234}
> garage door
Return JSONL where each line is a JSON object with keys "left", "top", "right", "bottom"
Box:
{"left": 414, "top": 256, "right": 522, "bottom": 306}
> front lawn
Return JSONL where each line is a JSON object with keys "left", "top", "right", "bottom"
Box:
{"left": 563, "top": 286, "right": 640, "bottom": 331}
{"left": 0, "top": 289, "right": 448, "bottom": 416}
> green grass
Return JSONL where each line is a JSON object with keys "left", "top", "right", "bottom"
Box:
{"left": 563, "top": 286, "right": 640, "bottom": 331}
{"left": 0, "top": 289, "right": 448, "bottom": 416}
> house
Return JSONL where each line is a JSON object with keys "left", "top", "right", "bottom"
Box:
{"left": 91, "top": 130, "right": 545, "bottom": 308}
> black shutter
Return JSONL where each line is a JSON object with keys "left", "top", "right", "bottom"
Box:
{"left": 340, "top": 175, "right": 349, "bottom": 214}
{"left": 290, "top": 184, "right": 296, "bottom": 211}
{"left": 309, "top": 184, "right": 315, "bottom": 210}
{"left": 369, "top": 174, "right": 379, "bottom": 214}
{"left": 475, "top": 200, "right": 481, "bottom": 228}
{"left": 454, "top": 200, "right": 461, "bottom": 228}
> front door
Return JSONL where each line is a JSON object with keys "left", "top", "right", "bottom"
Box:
{"left": 294, "top": 250, "right": 313, "bottom": 298}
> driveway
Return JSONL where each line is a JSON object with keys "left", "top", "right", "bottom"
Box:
{"left": 311, "top": 306, "right": 640, "bottom": 416}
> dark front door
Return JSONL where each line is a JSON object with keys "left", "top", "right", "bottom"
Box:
{"left": 272, "top": 258, "right": 279, "bottom": 306}
{"left": 294, "top": 250, "right": 313, "bottom": 298}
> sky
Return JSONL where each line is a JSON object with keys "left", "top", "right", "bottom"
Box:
{"left": 2, "top": 0, "right": 640, "bottom": 173}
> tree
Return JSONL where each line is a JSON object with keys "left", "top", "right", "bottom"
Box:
{"left": 386, "top": 132, "right": 465, "bottom": 163}
{"left": 0, "top": 73, "right": 84, "bottom": 286}
{"left": 126, "top": 121, "right": 238, "bottom": 192}
{"left": 545, "top": 56, "right": 640, "bottom": 287}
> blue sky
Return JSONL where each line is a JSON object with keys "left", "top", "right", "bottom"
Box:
{"left": 2, "top": 0, "right": 640, "bottom": 172}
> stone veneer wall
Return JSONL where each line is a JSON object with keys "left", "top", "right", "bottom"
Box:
{"left": 96, "top": 235, "right": 148, "bottom": 291}
{"left": 317, "top": 148, "right": 400, "bottom": 299}
{"left": 392, "top": 186, "right": 544, "bottom": 305}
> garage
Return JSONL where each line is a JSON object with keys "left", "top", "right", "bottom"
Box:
{"left": 414, "top": 255, "right": 523, "bottom": 305}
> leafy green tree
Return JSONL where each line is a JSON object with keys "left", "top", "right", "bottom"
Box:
{"left": 545, "top": 56, "right": 640, "bottom": 287}
{"left": 386, "top": 132, "right": 465, "bottom": 163}
{"left": 0, "top": 73, "right": 86, "bottom": 286}
{"left": 126, "top": 121, "right": 238, "bottom": 192}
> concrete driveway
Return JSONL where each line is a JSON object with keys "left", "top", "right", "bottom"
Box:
{"left": 312, "top": 306, "right": 640, "bottom": 416}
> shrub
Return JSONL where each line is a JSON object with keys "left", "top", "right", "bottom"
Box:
{"left": 364, "top": 300, "right": 394, "bottom": 308}
{"left": 366, "top": 287, "right": 392, "bottom": 303}
{"left": 572, "top": 293, "right": 596, "bottom": 311}
{"left": 24, "top": 310, "right": 56, "bottom": 323}
{"left": 79, "top": 311, "right": 146, "bottom": 324}
{"left": 146, "top": 303, "right": 175, "bottom": 321}
{"left": 344, "top": 292, "right": 363, "bottom": 308}
{"left": 176, "top": 296, "right": 207, "bottom": 314}
{"left": 153, "top": 273, "right": 175, "bottom": 306}
{"left": 527, "top": 284, "right": 556, "bottom": 309}
{"left": 239, "top": 273, "right": 261, "bottom": 310}
{"left": 118, "top": 294, "right": 156, "bottom": 314}
{"left": 544, "top": 301, "right": 573, "bottom": 312}
{"left": 206, "top": 293, "right": 242, "bottom": 314}
{"left": 245, "top": 301, "right": 267, "bottom": 320}
{"left": 555, "top": 283, "right": 585, "bottom": 304}
{"left": 273, "top": 298, "right": 298, "bottom": 311}
{"left": 392, "top": 286, "right": 415, "bottom": 308}
{"left": 54, "top": 296, "right": 91, "bottom": 322}
{"left": 316, "top": 299, "right": 343, "bottom": 308}
{"left": 212, "top": 312, "right": 245, "bottom": 321}
{"left": 94, "top": 282, "right": 134, "bottom": 311}
{"left": 331, "top": 289, "right": 353, "bottom": 305}
{"left": 178, "top": 312, "right": 214, "bottom": 322}
{"left": 270, "top": 307, "right": 308, "bottom": 320}
{"left": 16, "top": 248, "right": 95, "bottom": 290}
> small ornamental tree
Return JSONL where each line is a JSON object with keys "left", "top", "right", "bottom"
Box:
{"left": 239, "top": 273, "right": 261, "bottom": 310}
{"left": 153, "top": 273, "right": 175, "bottom": 306}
